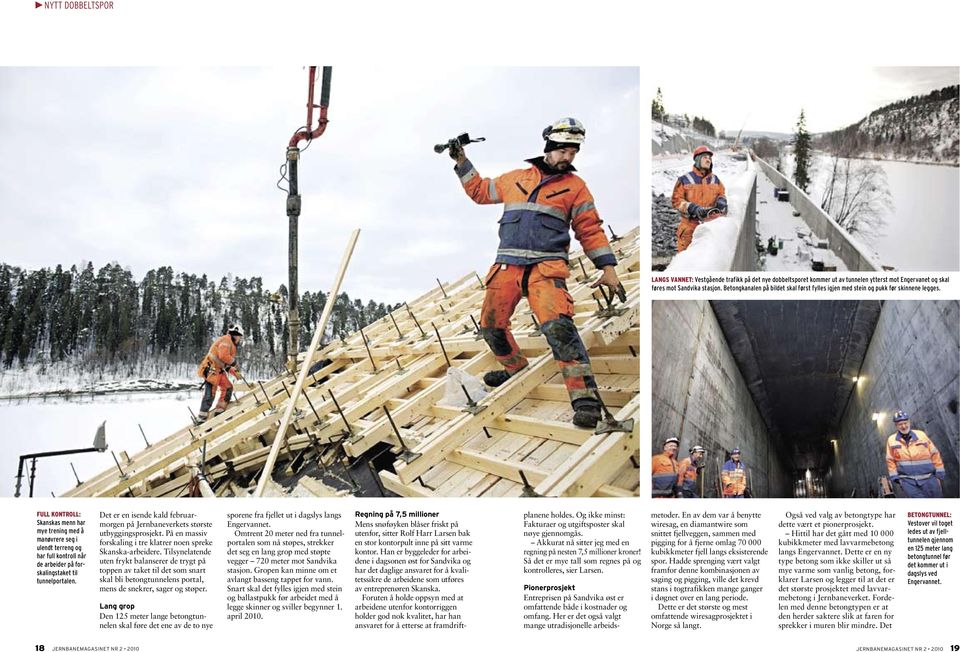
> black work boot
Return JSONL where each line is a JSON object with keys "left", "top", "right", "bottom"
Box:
{"left": 483, "top": 370, "right": 512, "bottom": 387}
{"left": 572, "top": 404, "right": 601, "bottom": 428}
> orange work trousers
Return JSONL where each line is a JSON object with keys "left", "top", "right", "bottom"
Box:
{"left": 479, "top": 260, "right": 599, "bottom": 408}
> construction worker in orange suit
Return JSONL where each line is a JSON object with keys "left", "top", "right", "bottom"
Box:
{"left": 886, "top": 410, "right": 945, "bottom": 498}
{"left": 196, "top": 324, "right": 243, "bottom": 422}
{"left": 721, "top": 448, "right": 747, "bottom": 498}
{"left": 671, "top": 146, "right": 728, "bottom": 252}
{"left": 449, "top": 118, "right": 621, "bottom": 428}
{"left": 678, "top": 445, "right": 705, "bottom": 498}
{"left": 652, "top": 437, "right": 682, "bottom": 498}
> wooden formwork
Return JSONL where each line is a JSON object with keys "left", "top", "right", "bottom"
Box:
{"left": 64, "top": 229, "right": 640, "bottom": 498}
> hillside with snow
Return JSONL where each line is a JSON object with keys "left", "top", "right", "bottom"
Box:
{"left": 817, "top": 85, "right": 959, "bottom": 165}
{"left": 652, "top": 120, "right": 722, "bottom": 156}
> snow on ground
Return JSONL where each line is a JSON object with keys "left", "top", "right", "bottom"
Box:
{"left": 1, "top": 391, "right": 194, "bottom": 497}
{"left": 0, "top": 360, "right": 199, "bottom": 399}
{"left": 653, "top": 151, "right": 755, "bottom": 271}
{"left": 754, "top": 171, "right": 848, "bottom": 272}
{"left": 781, "top": 152, "right": 959, "bottom": 271}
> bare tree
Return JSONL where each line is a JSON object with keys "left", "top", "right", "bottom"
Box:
{"left": 819, "top": 153, "right": 892, "bottom": 239}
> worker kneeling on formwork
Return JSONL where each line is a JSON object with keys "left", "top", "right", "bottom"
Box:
{"left": 446, "top": 118, "right": 621, "bottom": 428}
{"left": 196, "top": 324, "right": 244, "bottom": 421}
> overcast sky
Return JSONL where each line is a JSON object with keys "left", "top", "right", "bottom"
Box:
{"left": 654, "top": 66, "right": 959, "bottom": 135}
{"left": 0, "top": 67, "right": 639, "bottom": 304}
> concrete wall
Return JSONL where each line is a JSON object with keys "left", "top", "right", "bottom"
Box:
{"left": 754, "top": 156, "right": 880, "bottom": 272}
{"left": 832, "top": 301, "right": 960, "bottom": 497}
{"left": 652, "top": 301, "right": 789, "bottom": 497}
{"left": 731, "top": 175, "right": 758, "bottom": 271}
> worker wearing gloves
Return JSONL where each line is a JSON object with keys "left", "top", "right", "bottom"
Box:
{"left": 448, "top": 117, "right": 620, "bottom": 428}
{"left": 886, "top": 410, "right": 945, "bottom": 498}
{"left": 721, "top": 447, "right": 747, "bottom": 498}
{"left": 671, "top": 146, "right": 728, "bottom": 252}
{"left": 196, "top": 324, "right": 244, "bottom": 421}
{"left": 652, "top": 437, "right": 682, "bottom": 498}
{"left": 678, "top": 445, "right": 706, "bottom": 498}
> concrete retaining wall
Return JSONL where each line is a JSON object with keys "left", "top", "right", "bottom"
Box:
{"left": 831, "top": 300, "right": 960, "bottom": 497}
{"left": 754, "top": 156, "right": 880, "bottom": 271}
{"left": 652, "top": 301, "right": 788, "bottom": 497}
{"left": 731, "top": 175, "right": 758, "bottom": 271}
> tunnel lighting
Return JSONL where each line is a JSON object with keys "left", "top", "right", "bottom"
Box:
{"left": 805, "top": 469, "right": 812, "bottom": 480}
{"left": 852, "top": 376, "right": 860, "bottom": 384}
{"left": 872, "top": 412, "right": 882, "bottom": 422}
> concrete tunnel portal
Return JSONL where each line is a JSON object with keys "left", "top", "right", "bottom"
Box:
{"left": 652, "top": 300, "right": 960, "bottom": 498}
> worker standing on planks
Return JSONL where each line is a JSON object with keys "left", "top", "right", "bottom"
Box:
{"left": 196, "top": 324, "right": 244, "bottom": 422}
{"left": 886, "top": 410, "right": 945, "bottom": 498}
{"left": 721, "top": 447, "right": 747, "bottom": 498}
{"left": 678, "top": 445, "right": 706, "bottom": 498}
{"left": 671, "top": 146, "right": 728, "bottom": 252}
{"left": 652, "top": 437, "right": 682, "bottom": 498}
{"left": 447, "top": 117, "right": 621, "bottom": 428}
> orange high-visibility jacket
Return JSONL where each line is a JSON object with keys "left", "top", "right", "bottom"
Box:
{"left": 671, "top": 167, "right": 727, "bottom": 217}
{"left": 197, "top": 334, "right": 238, "bottom": 382}
{"left": 455, "top": 157, "right": 616, "bottom": 269}
{"left": 652, "top": 453, "right": 679, "bottom": 497}
{"left": 886, "top": 430, "right": 945, "bottom": 482}
{"left": 721, "top": 459, "right": 746, "bottom": 497}
{"left": 678, "top": 456, "right": 700, "bottom": 495}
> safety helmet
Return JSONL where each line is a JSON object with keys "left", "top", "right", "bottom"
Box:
{"left": 692, "top": 145, "right": 714, "bottom": 159}
{"left": 893, "top": 410, "right": 910, "bottom": 422}
{"left": 228, "top": 324, "right": 244, "bottom": 337}
{"left": 663, "top": 437, "right": 680, "bottom": 447}
{"left": 543, "top": 117, "right": 587, "bottom": 145}
{"left": 690, "top": 445, "right": 705, "bottom": 454}
{"left": 731, "top": 448, "right": 741, "bottom": 455}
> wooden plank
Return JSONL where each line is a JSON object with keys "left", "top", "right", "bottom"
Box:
{"left": 536, "top": 395, "right": 640, "bottom": 497}
{"left": 379, "top": 471, "right": 434, "bottom": 497}
{"left": 446, "top": 448, "right": 547, "bottom": 485}
{"left": 394, "top": 353, "right": 557, "bottom": 484}
{"left": 526, "top": 384, "right": 634, "bottom": 407}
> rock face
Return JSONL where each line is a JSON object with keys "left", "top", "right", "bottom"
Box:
{"left": 652, "top": 192, "right": 679, "bottom": 258}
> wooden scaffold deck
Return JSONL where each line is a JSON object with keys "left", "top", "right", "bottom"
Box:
{"left": 64, "top": 228, "right": 640, "bottom": 499}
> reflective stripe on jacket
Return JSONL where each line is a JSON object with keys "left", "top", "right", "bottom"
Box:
{"left": 678, "top": 456, "right": 700, "bottom": 495}
{"left": 671, "top": 167, "right": 727, "bottom": 217}
{"left": 886, "top": 430, "right": 945, "bottom": 481}
{"left": 721, "top": 459, "right": 746, "bottom": 497}
{"left": 455, "top": 157, "right": 616, "bottom": 269}
{"left": 652, "top": 453, "right": 679, "bottom": 497}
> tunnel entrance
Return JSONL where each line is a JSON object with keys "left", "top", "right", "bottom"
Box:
{"left": 652, "top": 300, "right": 959, "bottom": 498}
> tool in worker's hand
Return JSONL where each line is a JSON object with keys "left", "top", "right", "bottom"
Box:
{"left": 614, "top": 282, "right": 627, "bottom": 303}
{"left": 433, "top": 132, "right": 486, "bottom": 154}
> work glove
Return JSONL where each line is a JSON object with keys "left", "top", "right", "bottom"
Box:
{"left": 714, "top": 196, "right": 728, "bottom": 213}
{"left": 448, "top": 140, "right": 464, "bottom": 161}
{"left": 686, "top": 202, "right": 702, "bottom": 218}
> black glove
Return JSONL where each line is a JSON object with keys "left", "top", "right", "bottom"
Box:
{"left": 693, "top": 205, "right": 711, "bottom": 220}
{"left": 714, "top": 196, "right": 728, "bottom": 213}
{"left": 448, "top": 140, "right": 464, "bottom": 161}
{"left": 686, "top": 202, "right": 702, "bottom": 218}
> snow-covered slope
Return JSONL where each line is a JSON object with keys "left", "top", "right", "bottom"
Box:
{"left": 817, "top": 85, "right": 959, "bottom": 165}
{"left": 652, "top": 122, "right": 721, "bottom": 157}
